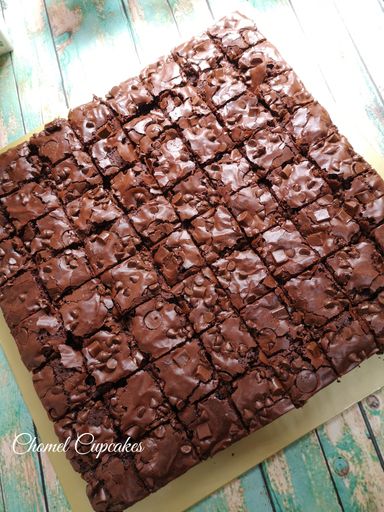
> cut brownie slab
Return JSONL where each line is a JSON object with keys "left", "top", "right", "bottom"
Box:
{"left": 0, "top": 142, "right": 41, "bottom": 196}
{"left": 0, "top": 236, "right": 29, "bottom": 285}
{"left": 30, "top": 119, "right": 82, "bottom": 165}
{"left": 68, "top": 97, "right": 118, "bottom": 145}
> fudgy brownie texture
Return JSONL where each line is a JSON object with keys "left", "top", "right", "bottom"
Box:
{"left": 0, "top": 12, "right": 383, "bottom": 512}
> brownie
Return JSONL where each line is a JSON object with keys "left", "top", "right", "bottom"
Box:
{"left": 146, "top": 129, "right": 196, "bottom": 190}
{"left": 373, "top": 224, "right": 384, "bottom": 252}
{"left": 229, "top": 183, "right": 282, "bottom": 237}
{"left": 179, "top": 393, "right": 246, "bottom": 458}
{"left": 85, "top": 455, "right": 149, "bottom": 512}
{"left": 0, "top": 271, "right": 48, "bottom": 327}
{"left": 2, "top": 181, "right": 59, "bottom": 230}
{"left": 269, "top": 158, "right": 330, "bottom": 210}
{"left": 319, "top": 312, "right": 377, "bottom": 375}
{"left": 169, "top": 170, "right": 221, "bottom": 221}
{"left": 68, "top": 97, "right": 118, "bottom": 145}
{"left": 326, "top": 240, "right": 384, "bottom": 304}
{"left": 91, "top": 127, "right": 138, "bottom": 176}
{"left": 159, "top": 84, "right": 210, "bottom": 123}
{"left": 30, "top": 119, "right": 82, "bottom": 164}
{"left": 39, "top": 248, "right": 93, "bottom": 300}
{"left": 253, "top": 220, "right": 318, "bottom": 281}
{"left": 32, "top": 344, "right": 95, "bottom": 420}
{"left": 82, "top": 319, "right": 144, "bottom": 387}
{"left": 124, "top": 110, "right": 171, "bottom": 155}
{"left": 190, "top": 206, "right": 244, "bottom": 263}
{"left": 201, "top": 315, "right": 257, "bottom": 377}
{"left": 0, "top": 236, "right": 29, "bottom": 285}
{"left": 284, "top": 265, "right": 348, "bottom": 327}
{"left": 218, "top": 91, "right": 274, "bottom": 141}
{"left": 152, "top": 339, "right": 218, "bottom": 409}
{"left": 84, "top": 216, "right": 140, "bottom": 275}
{"left": 11, "top": 308, "right": 67, "bottom": 370}
{"left": 106, "top": 76, "right": 153, "bottom": 122}
{"left": 0, "top": 208, "right": 14, "bottom": 241}
{"left": 212, "top": 248, "right": 276, "bottom": 309}
{"left": 172, "top": 267, "right": 233, "bottom": 333}
{"left": 100, "top": 252, "right": 163, "bottom": 314}
{"left": 0, "top": 142, "right": 41, "bottom": 196}
{"left": 140, "top": 55, "right": 183, "bottom": 96}
{"left": 173, "top": 33, "right": 223, "bottom": 76}
{"left": 294, "top": 194, "right": 360, "bottom": 257}
{"left": 152, "top": 229, "right": 204, "bottom": 286}
{"left": 231, "top": 366, "right": 294, "bottom": 432}
{"left": 356, "top": 291, "right": 384, "bottom": 350}
{"left": 205, "top": 149, "right": 257, "bottom": 195}
{"left": 109, "top": 370, "right": 171, "bottom": 437}
{"left": 197, "top": 62, "right": 247, "bottom": 109}
{"left": 66, "top": 186, "right": 122, "bottom": 235}
{"left": 59, "top": 279, "right": 114, "bottom": 337}
{"left": 238, "top": 40, "right": 290, "bottom": 86}
{"left": 50, "top": 151, "right": 102, "bottom": 203}
{"left": 129, "top": 293, "right": 193, "bottom": 359}
{"left": 134, "top": 421, "right": 199, "bottom": 491}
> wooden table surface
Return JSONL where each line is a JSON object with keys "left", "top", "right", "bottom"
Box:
{"left": 0, "top": 0, "right": 383, "bottom": 510}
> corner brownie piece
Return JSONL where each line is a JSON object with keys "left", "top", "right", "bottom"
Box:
{"left": 68, "top": 97, "right": 118, "bottom": 145}
{"left": 106, "top": 76, "right": 153, "bottom": 122}
{"left": 0, "top": 236, "right": 29, "bottom": 285}
{"left": 30, "top": 119, "right": 82, "bottom": 164}
{"left": 152, "top": 339, "right": 218, "bottom": 409}
{"left": 140, "top": 55, "right": 184, "bottom": 96}
{"left": 0, "top": 142, "right": 41, "bottom": 196}
{"left": 173, "top": 33, "right": 223, "bottom": 77}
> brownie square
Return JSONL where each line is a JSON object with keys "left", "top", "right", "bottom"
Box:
{"left": 146, "top": 129, "right": 196, "bottom": 190}
{"left": 68, "top": 97, "right": 118, "bottom": 145}
{"left": 0, "top": 142, "right": 41, "bottom": 196}
{"left": 190, "top": 206, "right": 244, "bottom": 263}
{"left": 197, "top": 62, "right": 246, "bottom": 109}
{"left": 32, "top": 344, "right": 95, "bottom": 420}
{"left": 140, "top": 55, "right": 184, "bottom": 96}
{"left": 59, "top": 279, "right": 114, "bottom": 337}
{"left": 254, "top": 220, "right": 318, "bottom": 281}
{"left": 91, "top": 127, "right": 138, "bottom": 176}
{"left": 39, "top": 248, "right": 93, "bottom": 300}
{"left": 205, "top": 149, "right": 257, "bottom": 195}
{"left": 82, "top": 319, "right": 144, "bottom": 387}
{"left": 319, "top": 312, "right": 377, "bottom": 375}
{"left": 124, "top": 110, "right": 171, "bottom": 155}
{"left": 169, "top": 170, "right": 221, "bottom": 221}
{"left": 152, "top": 339, "right": 218, "bottom": 409}
{"left": 294, "top": 194, "right": 360, "bottom": 257}
{"left": 66, "top": 186, "right": 122, "bottom": 235}
{"left": 244, "top": 126, "right": 296, "bottom": 175}
{"left": 152, "top": 229, "right": 204, "bottom": 286}
{"left": 22, "top": 207, "right": 79, "bottom": 258}
{"left": 0, "top": 236, "right": 29, "bottom": 286}
{"left": 229, "top": 183, "right": 282, "bottom": 237}
{"left": 218, "top": 92, "right": 273, "bottom": 142}
{"left": 326, "top": 240, "right": 384, "bottom": 303}
{"left": 2, "top": 181, "right": 59, "bottom": 230}
{"left": 231, "top": 366, "right": 294, "bottom": 432}
{"left": 134, "top": 421, "right": 199, "bottom": 491}
{"left": 129, "top": 293, "right": 193, "bottom": 359}
{"left": 106, "top": 76, "right": 153, "bottom": 122}
{"left": 356, "top": 291, "right": 384, "bottom": 351}
{"left": 0, "top": 208, "right": 14, "bottom": 241}
{"left": 179, "top": 394, "right": 246, "bottom": 458}
{"left": 284, "top": 102, "right": 334, "bottom": 149}
{"left": 159, "top": 84, "right": 210, "bottom": 123}
{"left": 373, "top": 224, "right": 384, "bottom": 252}
{"left": 110, "top": 163, "right": 162, "bottom": 212}
{"left": 30, "top": 119, "right": 82, "bottom": 164}
{"left": 212, "top": 248, "right": 276, "bottom": 309}
{"left": 172, "top": 267, "right": 233, "bottom": 333}
{"left": 84, "top": 216, "right": 140, "bottom": 275}
{"left": 0, "top": 271, "right": 48, "bottom": 327}
{"left": 129, "top": 195, "right": 179, "bottom": 244}
{"left": 269, "top": 158, "right": 330, "bottom": 210}
{"left": 51, "top": 151, "right": 102, "bottom": 203}
{"left": 342, "top": 171, "right": 384, "bottom": 231}
{"left": 179, "top": 113, "right": 233, "bottom": 164}
{"left": 109, "top": 370, "right": 171, "bottom": 437}
{"left": 173, "top": 33, "right": 223, "bottom": 75}
{"left": 11, "top": 308, "right": 66, "bottom": 371}
{"left": 237, "top": 40, "right": 289, "bottom": 80}
{"left": 201, "top": 315, "right": 257, "bottom": 377}
{"left": 85, "top": 455, "right": 149, "bottom": 512}
{"left": 100, "top": 253, "right": 163, "bottom": 314}
{"left": 284, "top": 265, "right": 348, "bottom": 327}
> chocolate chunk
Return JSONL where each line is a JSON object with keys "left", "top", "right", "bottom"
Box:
{"left": 91, "top": 127, "right": 138, "bottom": 176}
{"left": 30, "top": 119, "right": 82, "bottom": 164}
{"left": 205, "top": 149, "right": 257, "bottom": 195}
{"left": 0, "top": 142, "right": 41, "bottom": 196}
{"left": 0, "top": 236, "right": 29, "bottom": 285}
{"left": 106, "top": 76, "right": 153, "bottom": 122}
{"left": 68, "top": 97, "right": 118, "bottom": 145}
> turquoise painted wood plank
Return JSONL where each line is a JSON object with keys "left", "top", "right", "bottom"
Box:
{"left": 317, "top": 403, "right": 384, "bottom": 511}
{"left": 0, "top": 53, "right": 24, "bottom": 147}
{"left": 206, "top": 0, "right": 247, "bottom": 18}
{"left": 262, "top": 432, "right": 342, "bottom": 512}
{"left": 124, "top": 0, "right": 181, "bottom": 63}
{"left": 361, "top": 387, "right": 384, "bottom": 458}
{"left": 240, "top": 466, "right": 274, "bottom": 512}
{"left": 40, "top": 450, "right": 71, "bottom": 512}
{"left": 2, "top": 0, "right": 67, "bottom": 132}
{"left": 168, "top": 0, "right": 213, "bottom": 36}
{"left": 0, "top": 347, "right": 47, "bottom": 512}
{"left": 46, "top": 0, "right": 141, "bottom": 107}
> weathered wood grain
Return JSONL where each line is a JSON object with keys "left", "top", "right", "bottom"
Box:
{"left": 361, "top": 388, "right": 384, "bottom": 460}
{"left": 0, "top": 53, "right": 24, "bottom": 147}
